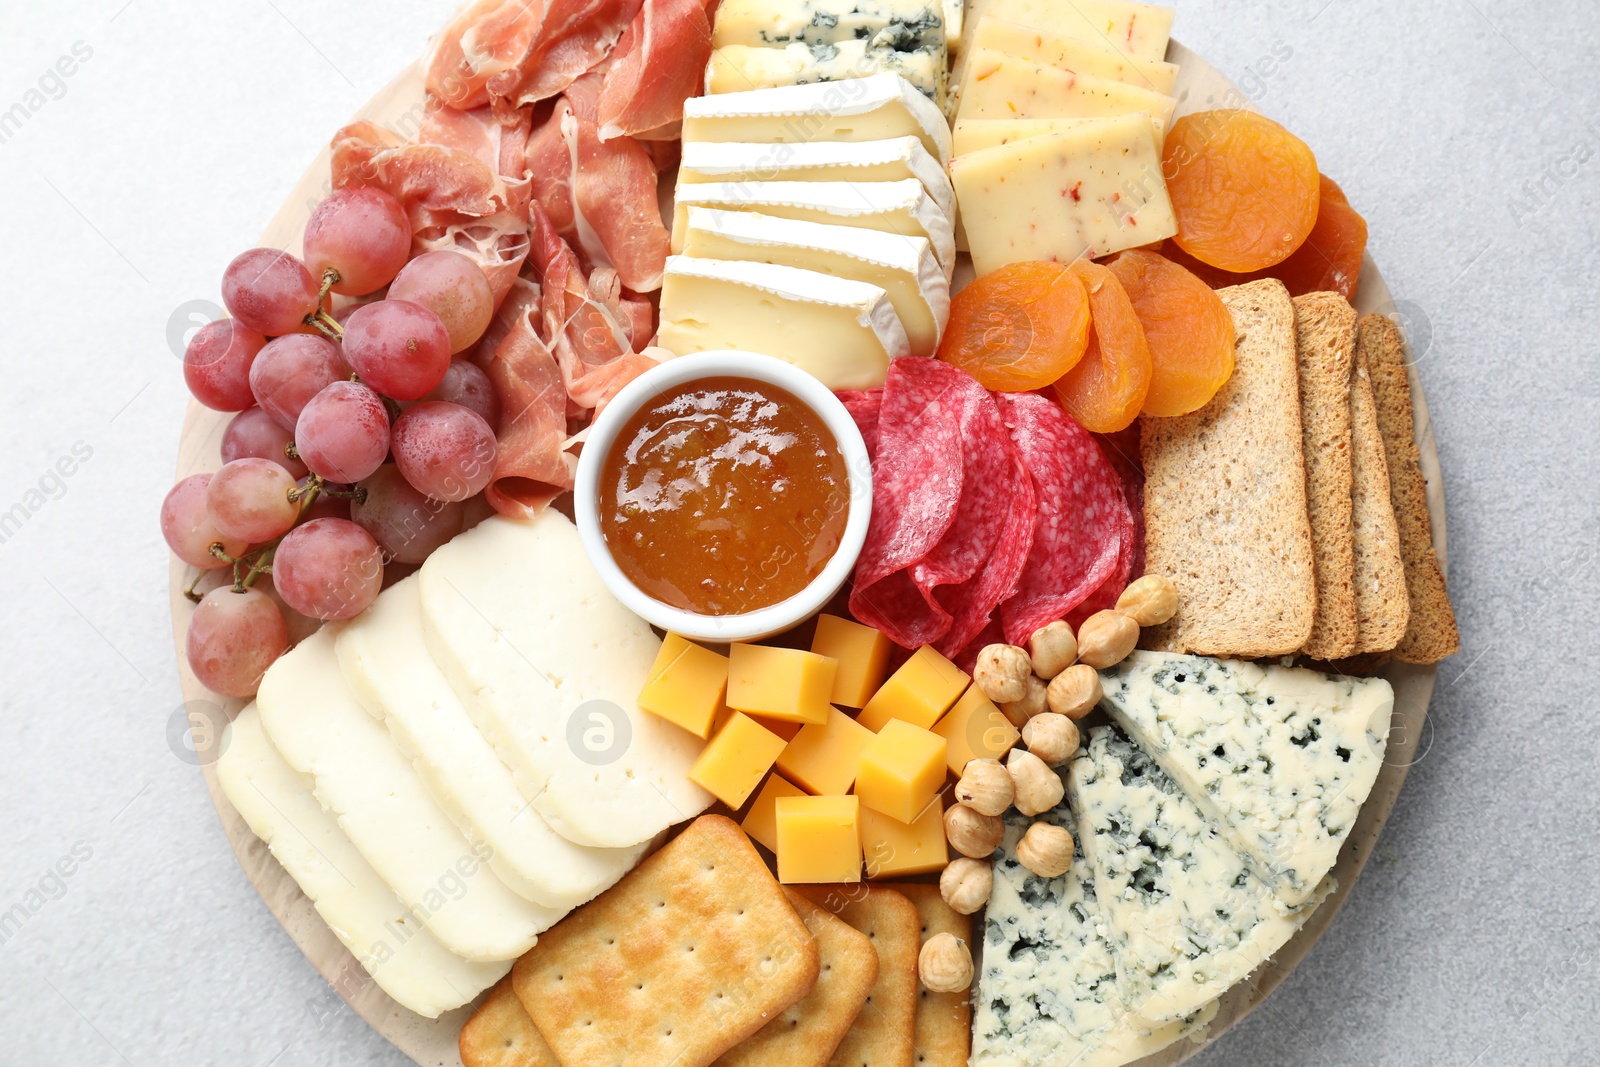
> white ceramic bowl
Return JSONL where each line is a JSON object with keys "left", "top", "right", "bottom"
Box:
{"left": 574, "top": 351, "right": 874, "bottom": 643}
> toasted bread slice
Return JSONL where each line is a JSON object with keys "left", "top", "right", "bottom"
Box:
{"left": 1348, "top": 346, "right": 1410, "bottom": 653}
{"left": 1141, "top": 279, "right": 1317, "bottom": 657}
{"left": 1293, "top": 292, "right": 1359, "bottom": 661}
{"left": 1357, "top": 314, "right": 1459, "bottom": 662}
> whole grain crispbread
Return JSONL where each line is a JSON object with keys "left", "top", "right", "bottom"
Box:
{"left": 1357, "top": 314, "right": 1460, "bottom": 663}
{"left": 1293, "top": 292, "right": 1360, "bottom": 661}
{"left": 1140, "top": 279, "right": 1317, "bottom": 658}
{"left": 1348, "top": 345, "right": 1410, "bottom": 654}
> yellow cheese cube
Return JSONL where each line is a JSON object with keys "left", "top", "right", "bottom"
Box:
{"left": 726, "top": 643, "right": 837, "bottom": 726}
{"left": 857, "top": 645, "right": 969, "bottom": 731}
{"left": 637, "top": 633, "right": 729, "bottom": 739}
{"left": 932, "top": 684, "right": 1021, "bottom": 776}
{"left": 776, "top": 795, "right": 862, "bottom": 884}
{"left": 776, "top": 707, "right": 877, "bottom": 796}
{"left": 856, "top": 719, "right": 948, "bottom": 824}
{"left": 861, "top": 799, "right": 949, "bottom": 878}
{"left": 713, "top": 704, "right": 803, "bottom": 741}
{"left": 689, "top": 713, "right": 789, "bottom": 809}
{"left": 810, "top": 615, "right": 893, "bottom": 708}
{"left": 742, "top": 773, "right": 805, "bottom": 853}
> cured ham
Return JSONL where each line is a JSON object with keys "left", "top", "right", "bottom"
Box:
{"left": 330, "top": 120, "right": 517, "bottom": 225}
{"left": 482, "top": 279, "right": 580, "bottom": 516}
{"left": 423, "top": 0, "right": 544, "bottom": 111}
{"left": 596, "top": 0, "right": 713, "bottom": 140}
{"left": 490, "top": 0, "right": 645, "bottom": 117}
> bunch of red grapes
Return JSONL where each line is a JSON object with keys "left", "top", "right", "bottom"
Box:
{"left": 162, "top": 186, "right": 504, "bottom": 698}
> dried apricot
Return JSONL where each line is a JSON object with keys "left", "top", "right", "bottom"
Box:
{"left": 1107, "top": 250, "right": 1235, "bottom": 418}
{"left": 1163, "top": 109, "right": 1320, "bottom": 273}
{"left": 938, "top": 262, "right": 1092, "bottom": 391}
{"left": 1051, "top": 260, "right": 1152, "bottom": 433}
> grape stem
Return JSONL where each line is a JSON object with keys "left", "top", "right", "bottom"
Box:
{"left": 183, "top": 570, "right": 207, "bottom": 604}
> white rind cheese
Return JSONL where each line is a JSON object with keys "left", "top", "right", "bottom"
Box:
{"left": 954, "top": 47, "right": 1176, "bottom": 136}
{"left": 680, "top": 207, "right": 949, "bottom": 358}
{"left": 218, "top": 705, "right": 511, "bottom": 1018}
{"left": 1098, "top": 651, "right": 1393, "bottom": 906}
{"left": 657, "top": 255, "right": 910, "bottom": 388}
{"left": 334, "top": 576, "right": 649, "bottom": 912}
{"left": 973, "top": 809, "right": 1216, "bottom": 1067}
{"left": 1070, "top": 727, "right": 1333, "bottom": 1024}
{"left": 418, "top": 513, "right": 712, "bottom": 850}
{"left": 682, "top": 72, "right": 954, "bottom": 164}
{"left": 708, "top": 41, "right": 947, "bottom": 107}
{"left": 256, "top": 628, "right": 560, "bottom": 962}
{"left": 713, "top": 0, "right": 946, "bottom": 53}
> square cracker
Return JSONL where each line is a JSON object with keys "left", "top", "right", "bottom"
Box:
{"left": 714, "top": 888, "right": 880, "bottom": 1067}
{"left": 459, "top": 979, "right": 558, "bottom": 1067}
{"left": 891, "top": 885, "right": 972, "bottom": 1067}
{"left": 801, "top": 885, "right": 921, "bottom": 1067}
{"left": 512, "top": 815, "right": 820, "bottom": 1067}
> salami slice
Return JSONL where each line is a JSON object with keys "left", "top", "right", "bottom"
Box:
{"left": 935, "top": 429, "right": 1035, "bottom": 658}
{"left": 1066, "top": 428, "right": 1145, "bottom": 629}
{"left": 836, "top": 389, "right": 883, "bottom": 462}
{"left": 996, "top": 394, "right": 1131, "bottom": 647}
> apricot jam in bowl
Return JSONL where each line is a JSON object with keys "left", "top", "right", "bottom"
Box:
{"left": 574, "top": 351, "right": 873, "bottom": 643}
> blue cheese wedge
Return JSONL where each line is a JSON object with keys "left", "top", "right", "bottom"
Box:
{"left": 712, "top": 0, "right": 946, "bottom": 53}
{"left": 972, "top": 809, "right": 1216, "bottom": 1067}
{"left": 1098, "top": 651, "right": 1393, "bottom": 906}
{"left": 1070, "top": 727, "right": 1333, "bottom": 1024}
{"left": 708, "top": 41, "right": 947, "bottom": 107}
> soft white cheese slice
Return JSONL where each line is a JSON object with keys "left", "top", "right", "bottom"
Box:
{"left": 218, "top": 705, "right": 510, "bottom": 1018}
{"left": 967, "top": 16, "right": 1179, "bottom": 94}
{"left": 256, "top": 627, "right": 559, "bottom": 962}
{"left": 417, "top": 512, "right": 712, "bottom": 849}
{"left": 712, "top": 0, "right": 948, "bottom": 53}
{"left": 950, "top": 114, "right": 1176, "bottom": 275}
{"left": 1098, "top": 651, "right": 1393, "bottom": 906}
{"left": 1070, "top": 727, "right": 1333, "bottom": 1024}
{"left": 708, "top": 42, "right": 947, "bottom": 107}
{"left": 682, "top": 71, "right": 953, "bottom": 165}
{"left": 657, "top": 255, "right": 909, "bottom": 388}
{"left": 671, "top": 178, "right": 956, "bottom": 276}
{"left": 334, "top": 576, "right": 649, "bottom": 912}
{"left": 954, "top": 47, "right": 1176, "bottom": 136}
{"left": 958, "top": 0, "right": 1174, "bottom": 64}
{"left": 681, "top": 207, "right": 948, "bottom": 358}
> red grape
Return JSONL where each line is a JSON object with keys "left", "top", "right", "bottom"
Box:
{"left": 303, "top": 187, "right": 411, "bottom": 296}
{"left": 342, "top": 300, "right": 452, "bottom": 401}
{"left": 352, "top": 464, "right": 467, "bottom": 563}
{"left": 222, "top": 408, "right": 308, "bottom": 478}
{"left": 249, "top": 334, "right": 350, "bottom": 432}
{"left": 206, "top": 459, "right": 299, "bottom": 543}
{"left": 183, "top": 319, "right": 266, "bottom": 411}
{"left": 161, "top": 474, "right": 250, "bottom": 569}
{"left": 295, "top": 381, "right": 391, "bottom": 484}
{"left": 390, "top": 401, "right": 498, "bottom": 502}
{"left": 426, "top": 359, "right": 500, "bottom": 428}
{"left": 222, "top": 248, "right": 321, "bottom": 336}
{"left": 186, "top": 586, "right": 288, "bottom": 697}
{"left": 273, "top": 517, "right": 384, "bottom": 620}
{"left": 387, "top": 251, "right": 494, "bottom": 353}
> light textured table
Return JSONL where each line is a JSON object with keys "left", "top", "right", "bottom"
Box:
{"left": 0, "top": 2, "right": 1594, "bottom": 1065}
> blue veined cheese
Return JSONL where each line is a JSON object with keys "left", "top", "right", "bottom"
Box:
{"left": 713, "top": 0, "right": 946, "bottom": 53}
{"left": 972, "top": 809, "right": 1216, "bottom": 1067}
{"left": 1070, "top": 727, "right": 1334, "bottom": 1024}
{"left": 708, "top": 40, "right": 947, "bottom": 107}
{"left": 1098, "top": 651, "right": 1393, "bottom": 906}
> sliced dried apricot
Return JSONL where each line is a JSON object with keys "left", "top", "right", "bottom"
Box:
{"left": 1051, "top": 260, "right": 1152, "bottom": 433}
{"left": 1107, "top": 249, "right": 1235, "bottom": 418}
{"left": 938, "top": 261, "right": 1091, "bottom": 391}
{"left": 1163, "top": 109, "right": 1320, "bottom": 273}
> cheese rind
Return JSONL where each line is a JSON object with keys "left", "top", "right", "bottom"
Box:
{"left": 681, "top": 207, "right": 949, "bottom": 358}
{"left": 708, "top": 41, "right": 947, "bottom": 106}
{"left": 1097, "top": 651, "right": 1392, "bottom": 905}
{"left": 951, "top": 114, "right": 1176, "bottom": 276}
{"left": 658, "top": 256, "right": 910, "bottom": 390}
{"left": 713, "top": 0, "right": 947, "bottom": 53}
{"left": 968, "top": 17, "right": 1179, "bottom": 94}
{"left": 218, "top": 705, "right": 511, "bottom": 1018}
{"left": 954, "top": 47, "right": 1175, "bottom": 136}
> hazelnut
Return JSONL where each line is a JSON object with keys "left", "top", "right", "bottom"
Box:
{"left": 974, "top": 644, "right": 1033, "bottom": 704}
{"left": 939, "top": 857, "right": 993, "bottom": 915}
{"left": 955, "top": 758, "right": 1014, "bottom": 816}
{"left": 1000, "top": 672, "right": 1047, "bottom": 727}
{"left": 1021, "top": 713, "right": 1081, "bottom": 766}
{"left": 943, "top": 802, "right": 1005, "bottom": 859}
{"left": 1016, "top": 821, "right": 1075, "bottom": 878}
{"left": 1006, "top": 749, "right": 1065, "bottom": 816}
{"left": 1116, "top": 574, "right": 1179, "bottom": 627}
{"left": 1075, "top": 611, "right": 1140, "bottom": 669}
{"left": 1046, "top": 664, "right": 1102, "bottom": 720}
{"left": 1027, "top": 620, "right": 1078, "bottom": 679}
{"left": 919, "top": 932, "right": 974, "bottom": 993}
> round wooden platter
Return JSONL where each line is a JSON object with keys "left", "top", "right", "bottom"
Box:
{"left": 170, "top": 40, "right": 1447, "bottom": 1067}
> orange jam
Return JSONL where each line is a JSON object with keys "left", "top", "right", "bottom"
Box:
{"left": 599, "top": 376, "right": 850, "bottom": 616}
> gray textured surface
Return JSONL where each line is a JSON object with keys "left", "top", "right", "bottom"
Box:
{"left": 0, "top": 1, "right": 1595, "bottom": 1064}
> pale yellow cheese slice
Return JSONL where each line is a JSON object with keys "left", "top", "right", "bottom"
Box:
{"left": 954, "top": 47, "right": 1176, "bottom": 137}
{"left": 960, "top": 0, "right": 1174, "bottom": 62}
{"left": 968, "top": 16, "right": 1178, "bottom": 93}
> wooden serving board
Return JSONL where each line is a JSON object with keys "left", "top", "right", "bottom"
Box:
{"left": 170, "top": 42, "right": 1448, "bottom": 1067}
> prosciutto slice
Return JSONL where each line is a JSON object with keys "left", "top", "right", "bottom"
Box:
{"left": 482, "top": 279, "right": 579, "bottom": 515}
{"left": 491, "top": 0, "right": 644, "bottom": 116}
{"left": 595, "top": 0, "right": 713, "bottom": 140}
{"left": 423, "top": 0, "right": 544, "bottom": 110}
{"left": 329, "top": 120, "right": 517, "bottom": 224}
